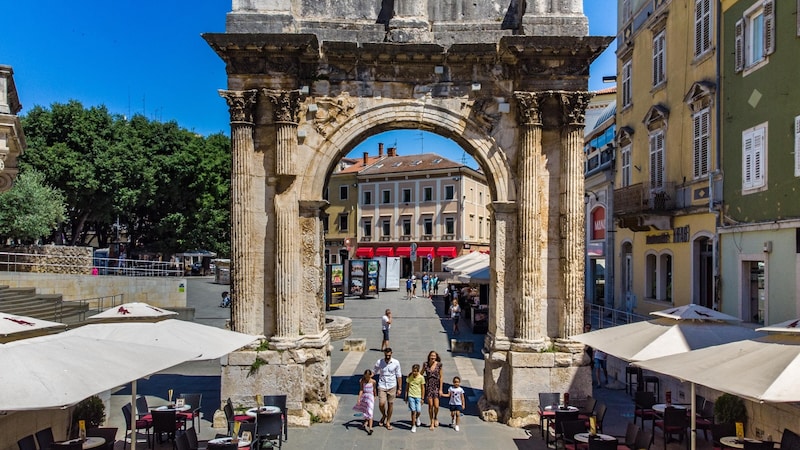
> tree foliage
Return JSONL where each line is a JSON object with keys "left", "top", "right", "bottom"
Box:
{"left": 19, "top": 100, "right": 231, "bottom": 257}
{"left": 0, "top": 170, "right": 66, "bottom": 244}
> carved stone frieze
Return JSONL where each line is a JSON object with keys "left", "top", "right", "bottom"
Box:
{"left": 463, "top": 97, "right": 501, "bottom": 134}
{"left": 309, "top": 93, "right": 356, "bottom": 137}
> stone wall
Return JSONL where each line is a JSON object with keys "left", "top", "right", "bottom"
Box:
{"left": 0, "top": 245, "right": 93, "bottom": 274}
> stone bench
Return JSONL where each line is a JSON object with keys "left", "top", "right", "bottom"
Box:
{"left": 342, "top": 338, "right": 366, "bottom": 352}
{"left": 450, "top": 339, "right": 474, "bottom": 354}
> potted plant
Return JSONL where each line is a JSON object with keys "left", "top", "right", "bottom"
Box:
{"left": 714, "top": 393, "right": 747, "bottom": 424}
{"left": 71, "top": 396, "right": 105, "bottom": 438}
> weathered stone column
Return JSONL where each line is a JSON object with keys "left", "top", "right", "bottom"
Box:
{"left": 263, "top": 89, "right": 301, "bottom": 348}
{"left": 485, "top": 201, "right": 516, "bottom": 351}
{"left": 388, "top": 0, "right": 431, "bottom": 42}
{"left": 512, "top": 92, "right": 547, "bottom": 351}
{"left": 219, "top": 89, "right": 258, "bottom": 335}
{"left": 558, "top": 91, "right": 591, "bottom": 338}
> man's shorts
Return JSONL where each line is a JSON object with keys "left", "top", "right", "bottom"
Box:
{"left": 382, "top": 329, "right": 390, "bottom": 341}
{"left": 378, "top": 387, "right": 396, "bottom": 403}
{"left": 449, "top": 404, "right": 464, "bottom": 413}
{"left": 408, "top": 397, "right": 422, "bottom": 412}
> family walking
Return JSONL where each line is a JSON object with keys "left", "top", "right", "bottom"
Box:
{"left": 354, "top": 349, "right": 466, "bottom": 434}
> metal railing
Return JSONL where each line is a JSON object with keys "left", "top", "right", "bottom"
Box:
{"left": 585, "top": 302, "right": 650, "bottom": 329}
{"left": 54, "top": 293, "right": 125, "bottom": 323}
{"left": 0, "top": 251, "right": 183, "bottom": 277}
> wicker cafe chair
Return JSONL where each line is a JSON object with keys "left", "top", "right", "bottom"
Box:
{"left": 255, "top": 412, "right": 283, "bottom": 450}
{"left": 34, "top": 428, "right": 55, "bottom": 450}
{"left": 262, "top": 394, "right": 288, "bottom": 441}
{"left": 179, "top": 393, "right": 203, "bottom": 431}
{"left": 122, "top": 402, "right": 151, "bottom": 449}
{"left": 539, "top": 392, "right": 561, "bottom": 438}
{"left": 654, "top": 407, "right": 689, "bottom": 450}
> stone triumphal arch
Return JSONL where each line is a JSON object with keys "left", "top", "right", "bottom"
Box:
{"left": 204, "top": 0, "right": 611, "bottom": 427}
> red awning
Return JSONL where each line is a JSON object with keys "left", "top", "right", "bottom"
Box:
{"left": 375, "top": 247, "right": 395, "bottom": 257}
{"left": 417, "top": 247, "right": 435, "bottom": 258}
{"left": 436, "top": 247, "right": 458, "bottom": 258}
{"left": 395, "top": 246, "right": 412, "bottom": 257}
{"left": 354, "top": 247, "right": 374, "bottom": 258}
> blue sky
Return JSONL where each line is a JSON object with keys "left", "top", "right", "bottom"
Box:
{"left": 3, "top": 1, "right": 616, "bottom": 165}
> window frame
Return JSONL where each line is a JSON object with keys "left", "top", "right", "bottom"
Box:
{"left": 363, "top": 190, "right": 372, "bottom": 205}
{"left": 693, "top": 107, "right": 711, "bottom": 179}
{"left": 423, "top": 186, "right": 433, "bottom": 202}
{"left": 742, "top": 122, "right": 768, "bottom": 192}
{"left": 735, "top": 0, "right": 775, "bottom": 73}
{"left": 652, "top": 30, "right": 666, "bottom": 87}
{"left": 444, "top": 185, "right": 455, "bottom": 200}
{"left": 622, "top": 59, "right": 633, "bottom": 108}
{"left": 363, "top": 219, "right": 372, "bottom": 237}
{"left": 338, "top": 213, "right": 349, "bottom": 232}
{"left": 402, "top": 188, "right": 412, "bottom": 203}
{"left": 339, "top": 185, "right": 349, "bottom": 200}
{"left": 621, "top": 144, "right": 632, "bottom": 187}
{"left": 423, "top": 217, "right": 433, "bottom": 236}
{"left": 381, "top": 190, "right": 391, "bottom": 204}
{"left": 402, "top": 218, "right": 412, "bottom": 236}
{"left": 381, "top": 219, "right": 391, "bottom": 237}
{"left": 649, "top": 130, "right": 666, "bottom": 191}
{"left": 445, "top": 217, "right": 455, "bottom": 235}
{"left": 694, "top": 0, "right": 712, "bottom": 57}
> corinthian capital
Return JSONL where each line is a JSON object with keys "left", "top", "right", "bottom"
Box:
{"left": 219, "top": 89, "right": 258, "bottom": 124}
{"left": 559, "top": 91, "right": 593, "bottom": 127}
{"left": 262, "top": 89, "right": 301, "bottom": 124}
{"left": 513, "top": 91, "right": 544, "bottom": 126}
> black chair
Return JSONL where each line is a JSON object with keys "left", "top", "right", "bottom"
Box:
{"left": 224, "top": 399, "right": 254, "bottom": 436}
{"left": 654, "top": 407, "right": 689, "bottom": 450}
{"left": 560, "top": 419, "right": 589, "bottom": 450}
{"left": 579, "top": 396, "right": 598, "bottom": 421}
{"left": 636, "top": 368, "right": 660, "bottom": 399}
{"left": 185, "top": 427, "right": 203, "bottom": 450}
{"left": 238, "top": 422, "right": 256, "bottom": 439}
{"left": 588, "top": 437, "right": 619, "bottom": 450}
{"left": 626, "top": 366, "right": 640, "bottom": 395}
{"left": 549, "top": 409, "right": 581, "bottom": 447}
{"left": 151, "top": 409, "right": 183, "bottom": 446}
{"left": 35, "top": 428, "right": 55, "bottom": 450}
{"left": 617, "top": 422, "right": 641, "bottom": 450}
{"left": 17, "top": 435, "right": 36, "bottom": 450}
{"left": 255, "top": 412, "right": 283, "bottom": 450}
{"left": 179, "top": 393, "right": 203, "bottom": 431}
{"left": 263, "top": 394, "right": 288, "bottom": 441}
{"left": 743, "top": 442, "right": 776, "bottom": 450}
{"left": 635, "top": 428, "right": 654, "bottom": 450}
{"left": 781, "top": 429, "right": 800, "bottom": 450}
{"left": 695, "top": 400, "right": 715, "bottom": 440}
{"left": 710, "top": 422, "right": 737, "bottom": 450}
{"left": 122, "top": 402, "right": 152, "bottom": 449}
{"left": 49, "top": 442, "right": 82, "bottom": 450}
{"left": 539, "top": 392, "right": 561, "bottom": 438}
{"left": 634, "top": 391, "right": 658, "bottom": 429}
{"left": 593, "top": 403, "right": 608, "bottom": 434}
{"left": 175, "top": 432, "right": 192, "bottom": 450}
{"left": 136, "top": 396, "right": 154, "bottom": 425}
{"left": 87, "top": 427, "right": 118, "bottom": 450}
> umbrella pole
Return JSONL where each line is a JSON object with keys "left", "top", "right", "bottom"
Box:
{"left": 691, "top": 382, "right": 696, "bottom": 450}
{"left": 131, "top": 380, "right": 137, "bottom": 450}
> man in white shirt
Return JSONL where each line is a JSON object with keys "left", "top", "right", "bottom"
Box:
{"left": 381, "top": 309, "right": 392, "bottom": 352}
{"left": 373, "top": 348, "right": 402, "bottom": 430}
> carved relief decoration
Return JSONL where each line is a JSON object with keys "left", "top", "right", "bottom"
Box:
{"left": 219, "top": 89, "right": 258, "bottom": 124}
{"left": 263, "top": 89, "right": 301, "bottom": 124}
{"left": 558, "top": 91, "right": 593, "bottom": 126}
{"left": 513, "top": 91, "right": 544, "bottom": 125}
{"left": 309, "top": 93, "right": 356, "bottom": 137}
{"left": 463, "top": 97, "right": 501, "bottom": 134}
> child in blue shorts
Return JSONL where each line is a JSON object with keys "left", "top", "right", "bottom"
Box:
{"left": 405, "top": 364, "right": 425, "bottom": 432}
{"left": 442, "top": 376, "right": 466, "bottom": 431}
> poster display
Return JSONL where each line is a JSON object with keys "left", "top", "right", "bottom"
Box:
{"left": 366, "top": 260, "right": 379, "bottom": 295}
{"left": 347, "top": 260, "right": 365, "bottom": 297}
{"left": 326, "top": 264, "right": 345, "bottom": 310}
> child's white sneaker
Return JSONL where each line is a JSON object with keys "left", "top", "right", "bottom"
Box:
{"left": 416, "top": 417, "right": 421, "bottom": 426}
{"left": 411, "top": 425, "right": 417, "bottom": 433}
{"left": 454, "top": 425, "right": 460, "bottom": 432}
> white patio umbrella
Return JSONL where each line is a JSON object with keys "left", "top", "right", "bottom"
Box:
{"left": 88, "top": 302, "right": 179, "bottom": 322}
{"left": 0, "top": 333, "right": 198, "bottom": 411}
{"left": 443, "top": 252, "right": 488, "bottom": 272}
{"left": 455, "top": 265, "right": 490, "bottom": 283}
{"left": 572, "top": 304, "right": 763, "bottom": 450}
{"left": 0, "top": 312, "right": 66, "bottom": 343}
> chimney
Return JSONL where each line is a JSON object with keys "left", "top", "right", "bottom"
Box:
{"left": 388, "top": 147, "right": 396, "bottom": 157}
{"left": 363, "top": 152, "right": 369, "bottom": 166}
{"left": 378, "top": 143, "right": 384, "bottom": 157}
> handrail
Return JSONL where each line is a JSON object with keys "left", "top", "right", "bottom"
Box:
{"left": 0, "top": 251, "right": 184, "bottom": 277}
{"left": 54, "top": 294, "right": 125, "bottom": 323}
{"left": 585, "top": 302, "right": 650, "bottom": 329}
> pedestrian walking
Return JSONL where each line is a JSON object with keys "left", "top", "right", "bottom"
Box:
{"left": 594, "top": 349, "right": 608, "bottom": 387}
{"left": 373, "top": 348, "right": 403, "bottom": 430}
{"left": 412, "top": 274, "right": 418, "bottom": 298}
{"left": 449, "top": 298, "right": 461, "bottom": 334}
{"left": 405, "top": 364, "right": 425, "bottom": 433}
{"left": 431, "top": 275, "right": 439, "bottom": 296}
{"left": 421, "top": 272, "right": 429, "bottom": 297}
{"left": 381, "top": 309, "right": 392, "bottom": 352}
{"left": 353, "top": 369, "right": 377, "bottom": 435}
{"left": 405, "top": 278, "right": 413, "bottom": 300}
{"left": 423, "top": 350, "right": 444, "bottom": 430}
{"left": 441, "top": 376, "right": 466, "bottom": 432}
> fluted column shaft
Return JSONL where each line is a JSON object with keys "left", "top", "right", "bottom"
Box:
{"left": 263, "top": 89, "right": 302, "bottom": 344}
{"left": 559, "top": 92, "right": 592, "bottom": 338}
{"left": 513, "top": 92, "right": 544, "bottom": 346}
{"left": 220, "top": 89, "right": 258, "bottom": 335}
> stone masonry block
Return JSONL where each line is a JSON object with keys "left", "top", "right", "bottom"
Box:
{"left": 450, "top": 339, "right": 474, "bottom": 353}
{"left": 342, "top": 338, "right": 366, "bottom": 351}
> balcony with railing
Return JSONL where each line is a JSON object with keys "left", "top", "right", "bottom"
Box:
{"left": 614, "top": 182, "right": 676, "bottom": 215}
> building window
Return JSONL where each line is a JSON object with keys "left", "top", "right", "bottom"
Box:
{"left": 622, "top": 60, "right": 632, "bottom": 107}
{"left": 694, "top": 0, "right": 712, "bottom": 57}
{"left": 445, "top": 185, "right": 455, "bottom": 200}
{"left": 338, "top": 213, "right": 349, "bottom": 232}
{"left": 382, "top": 190, "right": 391, "bottom": 204}
{"left": 742, "top": 122, "right": 767, "bottom": 192}
{"left": 402, "top": 219, "right": 411, "bottom": 236}
{"left": 645, "top": 252, "right": 673, "bottom": 302}
{"left": 423, "top": 186, "right": 433, "bottom": 202}
{"left": 653, "top": 31, "right": 666, "bottom": 87}
{"left": 445, "top": 217, "right": 455, "bottom": 235}
{"left": 322, "top": 216, "right": 329, "bottom": 233}
{"left": 622, "top": 0, "right": 632, "bottom": 21}
{"left": 382, "top": 219, "right": 391, "bottom": 237}
{"left": 621, "top": 144, "right": 632, "bottom": 187}
{"left": 363, "top": 220, "right": 372, "bottom": 237}
{"left": 649, "top": 131, "right": 665, "bottom": 190}
{"left": 693, "top": 108, "right": 711, "bottom": 179}
{"left": 423, "top": 218, "right": 433, "bottom": 236}
{"left": 478, "top": 217, "right": 484, "bottom": 239}
{"left": 339, "top": 185, "right": 349, "bottom": 200}
{"left": 402, "top": 188, "right": 412, "bottom": 203}
{"left": 479, "top": 191, "right": 483, "bottom": 205}
{"left": 363, "top": 191, "right": 372, "bottom": 205}
{"left": 735, "top": 0, "right": 775, "bottom": 72}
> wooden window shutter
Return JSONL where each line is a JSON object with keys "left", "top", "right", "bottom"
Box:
{"left": 743, "top": 131, "right": 754, "bottom": 190}
{"left": 735, "top": 18, "right": 745, "bottom": 72}
{"left": 763, "top": 0, "right": 776, "bottom": 56}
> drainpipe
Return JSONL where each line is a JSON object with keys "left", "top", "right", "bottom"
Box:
{"left": 711, "top": 0, "right": 723, "bottom": 310}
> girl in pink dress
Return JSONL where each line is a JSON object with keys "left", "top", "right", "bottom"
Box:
{"left": 353, "top": 369, "right": 377, "bottom": 435}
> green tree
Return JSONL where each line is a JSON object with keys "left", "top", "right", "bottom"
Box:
{"left": 0, "top": 170, "right": 66, "bottom": 244}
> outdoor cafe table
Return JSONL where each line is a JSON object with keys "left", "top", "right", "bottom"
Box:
{"left": 60, "top": 437, "right": 105, "bottom": 450}
{"left": 154, "top": 404, "right": 192, "bottom": 412}
{"left": 246, "top": 405, "right": 281, "bottom": 417}
{"left": 652, "top": 403, "right": 688, "bottom": 413}
{"left": 207, "top": 437, "right": 252, "bottom": 449}
{"left": 574, "top": 433, "right": 617, "bottom": 443}
{"left": 720, "top": 436, "right": 767, "bottom": 449}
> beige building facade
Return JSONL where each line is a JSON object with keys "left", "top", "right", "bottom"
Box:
{"left": 205, "top": 0, "right": 610, "bottom": 426}
{"left": 0, "top": 65, "right": 24, "bottom": 192}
